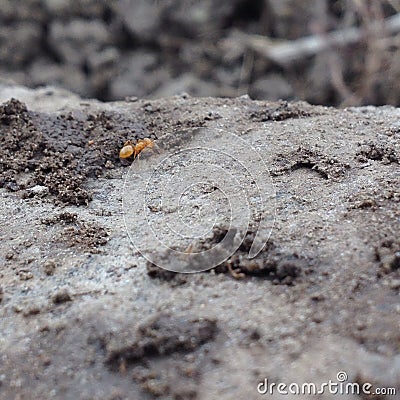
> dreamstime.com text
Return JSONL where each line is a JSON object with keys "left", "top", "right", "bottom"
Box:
{"left": 257, "top": 372, "right": 396, "bottom": 396}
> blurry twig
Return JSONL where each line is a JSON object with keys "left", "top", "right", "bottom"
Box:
{"left": 235, "top": 13, "right": 400, "bottom": 66}
{"left": 237, "top": 50, "right": 254, "bottom": 96}
{"left": 357, "top": 1, "right": 386, "bottom": 105}
{"left": 329, "top": 53, "right": 361, "bottom": 107}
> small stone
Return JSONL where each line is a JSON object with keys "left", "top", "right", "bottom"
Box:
{"left": 41, "top": 355, "right": 51, "bottom": 367}
{"left": 18, "top": 270, "right": 33, "bottom": 280}
{"left": 12, "top": 305, "right": 23, "bottom": 313}
{"left": 356, "top": 321, "right": 367, "bottom": 330}
{"left": 52, "top": 289, "right": 72, "bottom": 304}
{"left": 43, "top": 259, "right": 57, "bottom": 276}
{"left": 312, "top": 313, "right": 324, "bottom": 323}
{"left": 22, "top": 305, "right": 41, "bottom": 316}
{"left": 105, "top": 160, "right": 114, "bottom": 169}
{"left": 124, "top": 263, "right": 137, "bottom": 271}
{"left": 310, "top": 292, "right": 325, "bottom": 301}
{"left": 26, "top": 185, "right": 49, "bottom": 196}
{"left": 125, "top": 96, "right": 138, "bottom": 102}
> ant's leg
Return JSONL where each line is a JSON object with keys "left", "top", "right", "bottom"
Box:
{"left": 135, "top": 149, "right": 145, "bottom": 161}
{"left": 151, "top": 142, "right": 161, "bottom": 155}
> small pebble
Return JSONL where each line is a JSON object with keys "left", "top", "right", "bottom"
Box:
{"left": 52, "top": 289, "right": 72, "bottom": 304}
{"left": 43, "top": 260, "right": 57, "bottom": 276}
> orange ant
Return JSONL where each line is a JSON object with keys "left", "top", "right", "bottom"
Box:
{"left": 119, "top": 138, "right": 155, "bottom": 159}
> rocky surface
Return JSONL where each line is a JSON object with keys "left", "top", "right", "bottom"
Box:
{"left": 0, "top": 84, "right": 400, "bottom": 399}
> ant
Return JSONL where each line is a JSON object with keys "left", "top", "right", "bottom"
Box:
{"left": 119, "top": 138, "right": 155, "bottom": 159}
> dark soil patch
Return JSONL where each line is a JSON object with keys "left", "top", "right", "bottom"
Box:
{"left": 100, "top": 313, "right": 217, "bottom": 399}
{"left": 356, "top": 141, "right": 399, "bottom": 164}
{"left": 41, "top": 211, "right": 79, "bottom": 225}
{"left": 0, "top": 98, "right": 150, "bottom": 205}
{"left": 105, "top": 313, "right": 217, "bottom": 369}
{"left": 51, "top": 288, "right": 72, "bottom": 304}
{"left": 131, "top": 361, "right": 200, "bottom": 399}
{"left": 0, "top": 98, "right": 43, "bottom": 192}
{"left": 211, "top": 228, "right": 310, "bottom": 284}
{"left": 248, "top": 100, "right": 316, "bottom": 122}
{"left": 146, "top": 263, "right": 188, "bottom": 286}
{"left": 147, "top": 226, "right": 312, "bottom": 285}
{"left": 376, "top": 239, "right": 400, "bottom": 278}
{"left": 41, "top": 211, "right": 109, "bottom": 253}
{"left": 272, "top": 146, "right": 350, "bottom": 180}
{"left": 348, "top": 183, "right": 400, "bottom": 210}
{"left": 63, "top": 221, "right": 109, "bottom": 253}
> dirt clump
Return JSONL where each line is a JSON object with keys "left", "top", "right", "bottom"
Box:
{"left": 210, "top": 228, "right": 309, "bottom": 284}
{"left": 105, "top": 313, "right": 217, "bottom": 368}
{"left": 41, "top": 212, "right": 109, "bottom": 253}
{"left": 64, "top": 221, "right": 109, "bottom": 253}
{"left": 376, "top": 239, "right": 400, "bottom": 278}
{"left": 97, "top": 313, "right": 218, "bottom": 399}
{"left": 248, "top": 100, "right": 316, "bottom": 122}
{"left": 146, "top": 263, "right": 188, "bottom": 286}
{"left": 0, "top": 98, "right": 149, "bottom": 205}
{"left": 272, "top": 146, "right": 350, "bottom": 180}
{"left": 145, "top": 227, "right": 310, "bottom": 284}
{"left": 356, "top": 141, "right": 399, "bottom": 164}
{"left": 51, "top": 288, "right": 72, "bottom": 304}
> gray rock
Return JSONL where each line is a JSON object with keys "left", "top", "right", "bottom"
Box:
{"left": 29, "top": 59, "right": 89, "bottom": 97}
{"left": 48, "top": 19, "right": 112, "bottom": 67}
{"left": 0, "top": 22, "right": 43, "bottom": 67}
{"left": 116, "top": 0, "right": 163, "bottom": 41}
{"left": 43, "top": 0, "right": 113, "bottom": 19}
{"left": 108, "top": 51, "right": 167, "bottom": 99}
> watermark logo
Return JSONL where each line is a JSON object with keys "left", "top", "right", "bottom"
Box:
{"left": 257, "top": 371, "right": 397, "bottom": 396}
{"left": 122, "top": 127, "right": 276, "bottom": 273}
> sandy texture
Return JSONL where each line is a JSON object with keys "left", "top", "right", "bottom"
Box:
{"left": 0, "top": 84, "right": 400, "bottom": 399}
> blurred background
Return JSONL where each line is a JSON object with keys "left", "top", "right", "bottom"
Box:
{"left": 0, "top": 0, "right": 399, "bottom": 106}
